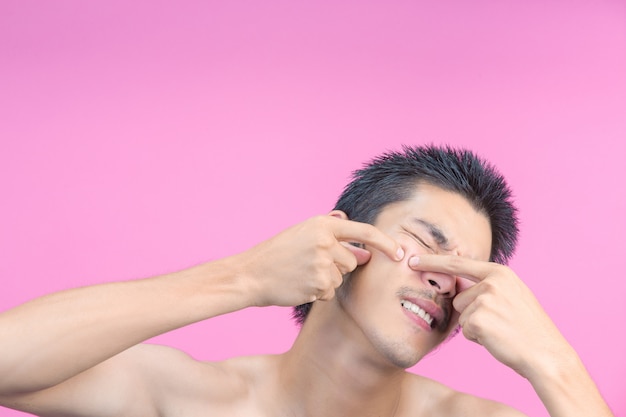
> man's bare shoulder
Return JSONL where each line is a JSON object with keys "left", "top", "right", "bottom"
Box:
{"left": 128, "top": 344, "right": 277, "bottom": 416}
{"left": 0, "top": 343, "right": 260, "bottom": 417}
{"left": 125, "top": 343, "right": 248, "bottom": 395}
{"left": 401, "top": 372, "right": 528, "bottom": 417}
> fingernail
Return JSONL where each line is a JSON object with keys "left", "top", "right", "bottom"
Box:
{"left": 396, "top": 247, "right": 405, "bottom": 260}
{"left": 409, "top": 256, "right": 420, "bottom": 267}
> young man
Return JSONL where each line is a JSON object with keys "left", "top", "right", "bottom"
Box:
{"left": 0, "top": 145, "right": 613, "bottom": 417}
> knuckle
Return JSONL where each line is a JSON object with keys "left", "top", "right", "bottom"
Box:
{"left": 473, "top": 295, "right": 486, "bottom": 308}
{"left": 463, "top": 315, "right": 481, "bottom": 335}
{"left": 306, "top": 216, "right": 329, "bottom": 234}
{"left": 319, "top": 288, "right": 335, "bottom": 301}
{"left": 336, "top": 264, "right": 349, "bottom": 276}
{"left": 333, "top": 277, "right": 343, "bottom": 289}
{"left": 473, "top": 293, "right": 493, "bottom": 310}
{"left": 312, "top": 280, "right": 328, "bottom": 294}
{"left": 313, "top": 257, "right": 333, "bottom": 274}
{"left": 315, "top": 233, "right": 336, "bottom": 250}
{"left": 480, "top": 279, "right": 498, "bottom": 294}
{"left": 334, "top": 267, "right": 345, "bottom": 283}
{"left": 345, "top": 257, "right": 358, "bottom": 273}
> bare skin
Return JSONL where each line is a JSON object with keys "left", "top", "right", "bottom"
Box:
{"left": 0, "top": 184, "right": 614, "bottom": 417}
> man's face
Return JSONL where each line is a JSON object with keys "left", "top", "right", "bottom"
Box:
{"left": 338, "top": 183, "right": 492, "bottom": 369}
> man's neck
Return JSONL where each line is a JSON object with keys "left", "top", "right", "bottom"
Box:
{"left": 274, "top": 302, "right": 408, "bottom": 417}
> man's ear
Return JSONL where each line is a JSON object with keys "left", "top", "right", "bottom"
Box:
{"left": 328, "top": 210, "right": 349, "bottom": 220}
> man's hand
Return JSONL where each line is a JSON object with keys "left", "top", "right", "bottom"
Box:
{"left": 236, "top": 212, "right": 404, "bottom": 308}
{"left": 408, "top": 255, "right": 568, "bottom": 379}
{"left": 409, "top": 254, "right": 615, "bottom": 417}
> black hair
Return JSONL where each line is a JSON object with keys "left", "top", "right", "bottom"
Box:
{"left": 292, "top": 144, "right": 519, "bottom": 325}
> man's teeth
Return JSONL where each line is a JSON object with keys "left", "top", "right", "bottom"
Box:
{"left": 401, "top": 300, "right": 433, "bottom": 326}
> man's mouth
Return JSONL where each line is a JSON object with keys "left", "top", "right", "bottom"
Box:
{"left": 400, "top": 300, "right": 434, "bottom": 327}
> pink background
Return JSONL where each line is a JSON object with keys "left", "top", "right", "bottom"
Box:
{"left": 1, "top": 1, "right": 625, "bottom": 416}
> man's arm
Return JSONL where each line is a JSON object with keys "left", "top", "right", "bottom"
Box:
{"left": 0, "top": 214, "right": 404, "bottom": 416}
{"left": 409, "top": 255, "right": 614, "bottom": 417}
{"left": 0, "top": 259, "right": 248, "bottom": 397}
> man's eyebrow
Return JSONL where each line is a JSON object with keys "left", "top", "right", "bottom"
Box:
{"left": 412, "top": 218, "right": 451, "bottom": 249}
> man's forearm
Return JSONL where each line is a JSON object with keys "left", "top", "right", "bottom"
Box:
{"left": 528, "top": 348, "right": 614, "bottom": 417}
{"left": 0, "top": 257, "right": 250, "bottom": 395}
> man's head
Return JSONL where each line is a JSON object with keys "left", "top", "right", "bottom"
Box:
{"left": 293, "top": 144, "right": 519, "bottom": 325}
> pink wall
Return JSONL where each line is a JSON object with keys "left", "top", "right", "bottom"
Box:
{"left": 1, "top": 1, "right": 625, "bottom": 415}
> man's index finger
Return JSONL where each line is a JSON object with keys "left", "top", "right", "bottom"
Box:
{"left": 331, "top": 218, "right": 404, "bottom": 261}
{"left": 409, "top": 254, "right": 494, "bottom": 283}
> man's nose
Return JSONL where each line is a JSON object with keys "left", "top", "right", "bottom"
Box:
{"left": 421, "top": 271, "right": 457, "bottom": 297}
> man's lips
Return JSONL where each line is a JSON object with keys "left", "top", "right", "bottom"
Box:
{"left": 399, "top": 296, "right": 449, "bottom": 331}
{"left": 401, "top": 299, "right": 434, "bottom": 328}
